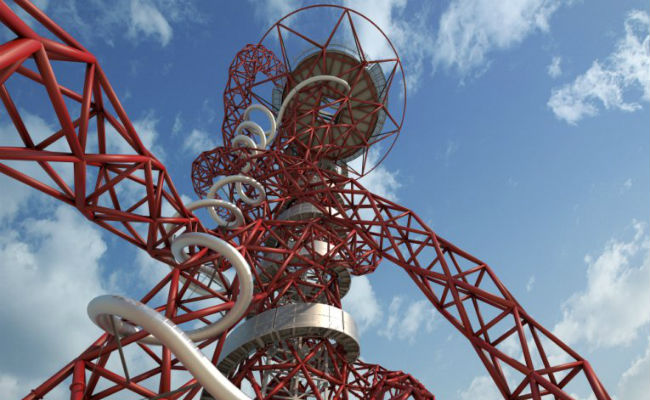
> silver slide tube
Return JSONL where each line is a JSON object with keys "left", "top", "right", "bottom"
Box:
{"left": 88, "top": 294, "right": 250, "bottom": 400}
{"left": 90, "top": 232, "right": 253, "bottom": 345}
{"left": 271, "top": 75, "right": 350, "bottom": 144}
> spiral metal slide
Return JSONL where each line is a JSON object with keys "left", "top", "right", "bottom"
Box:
{"left": 0, "top": 3, "right": 613, "bottom": 397}
{"left": 87, "top": 75, "right": 349, "bottom": 400}
{"left": 88, "top": 294, "right": 251, "bottom": 400}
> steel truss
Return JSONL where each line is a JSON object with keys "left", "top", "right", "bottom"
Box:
{"left": 0, "top": 1, "right": 609, "bottom": 399}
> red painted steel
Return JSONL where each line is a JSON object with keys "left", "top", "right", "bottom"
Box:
{"left": 0, "top": 1, "right": 609, "bottom": 399}
{"left": 228, "top": 337, "right": 433, "bottom": 399}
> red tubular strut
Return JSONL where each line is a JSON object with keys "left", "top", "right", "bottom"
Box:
{"left": 0, "top": 2, "right": 607, "bottom": 400}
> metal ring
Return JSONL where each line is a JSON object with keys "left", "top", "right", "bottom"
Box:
{"left": 217, "top": 303, "right": 360, "bottom": 374}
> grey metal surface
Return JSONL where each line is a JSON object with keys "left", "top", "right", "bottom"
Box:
{"left": 276, "top": 201, "right": 344, "bottom": 221}
{"left": 217, "top": 303, "right": 360, "bottom": 374}
{"left": 272, "top": 46, "right": 388, "bottom": 163}
{"left": 277, "top": 202, "right": 324, "bottom": 221}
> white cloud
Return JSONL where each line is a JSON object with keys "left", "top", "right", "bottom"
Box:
{"left": 130, "top": 192, "right": 194, "bottom": 293}
{"left": 0, "top": 116, "right": 48, "bottom": 222}
{"left": 618, "top": 339, "right": 650, "bottom": 400}
{"left": 445, "top": 140, "right": 459, "bottom": 159}
{"left": 128, "top": 0, "right": 172, "bottom": 46}
{"left": 182, "top": 129, "right": 216, "bottom": 155}
{"left": 553, "top": 221, "right": 650, "bottom": 348}
{"left": 351, "top": 148, "right": 401, "bottom": 201}
{"left": 0, "top": 374, "right": 68, "bottom": 400}
{"left": 548, "top": 10, "right": 650, "bottom": 124}
{"left": 0, "top": 375, "right": 22, "bottom": 400}
{"left": 132, "top": 247, "right": 170, "bottom": 298}
{"left": 0, "top": 109, "right": 134, "bottom": 392}
{"left": 526, "top": 275, "right": 536, "bottom": 292}
{"left": 381, "top": 296, "right": 403, "bottom": 339}
{"left": 342, "top": 276, "right": 382, "bottom": 333}
{"left": 0, "top": 192, "right": 200, "bottom": 397}
{"left": 0, "top": 107, "right": 183, "bottom": 395}
{"left": 379, "top": 295, "right": 437, "bottom": 342}
{"left": 462, "top": 221, "right": 650, "bottom": 399}
{"left": 434, "top": 0, "right": 563, "bottom": 77}
{"left": 0, "top": 110, "right": 198, "bottom": 397}
{"left": 0, "top": 111, "right": 77, "bottom": 222}
{"left": 358, "top": 164, "right": 401, "bottom": 201}
{"left": 343, "top": 0, "right": 407, "bottom": 59}
{"left": 172, "top": 113, "right": 183, "bottom": 136}
{"left": 621, "top": 178, "right": 633, "bottom": 194}
{"left": 548, "top": 55, "right": 562, "bottom": 78}
{"left": 249, "top": 0, "right": 301, "bottom": 25}
{"left": 464, "top": 221, "right": 650, "bottom": 399}
{"left": 401, "top": 299, "right": 437, "bottom": 337}
{"left": 440, "top": 139, "right": 459, "bottom": 165}
{"left": 548, "top": 63, "right": 634, "bottom": 124}
{"left": 46, "top": 0, "right": 205, "bottom": 47}
{"left": 0, "top": 205, "right": 108, "bottom": 387}
{"left": 133, "top": 111, "right": 165, "bottom": 156}
{"left": 106, "top": 111, "right": 165, "bottom": 160}
{"left": 458, "top": 374, "right": 502, "bottom": 400}
{"left": 342, "top": 0, "right": 435, "bottom": 92}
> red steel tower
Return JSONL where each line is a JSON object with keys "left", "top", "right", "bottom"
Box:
{"left": 0, "top": 2, "right": 610, "bottom": 399}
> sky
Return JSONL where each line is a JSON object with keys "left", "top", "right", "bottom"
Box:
{"left": 0, "top": 0, "right": 648, "bottom": 399}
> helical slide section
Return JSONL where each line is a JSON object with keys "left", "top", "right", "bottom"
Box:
{"left": 89, "top": 232, "right": 253, "bottom": 345}
{"left": 88, "top": 294, "right": 251, "bottom": 400}
{"left": 205, "top": 74, "right": 349, "bottom": 231}
{"left": 87, "top": 229, "right": 254, "bottom": 400}
{"left": 86, "top": 75, "right": 351, "bottom": 399}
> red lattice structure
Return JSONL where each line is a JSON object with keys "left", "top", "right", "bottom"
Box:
{"left": 0, "top": 2, "right": 610, "bottom": 400}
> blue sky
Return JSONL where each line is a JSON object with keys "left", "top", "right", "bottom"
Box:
{"left": 0, "top": 0, "right": 648, "bottom": 399}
